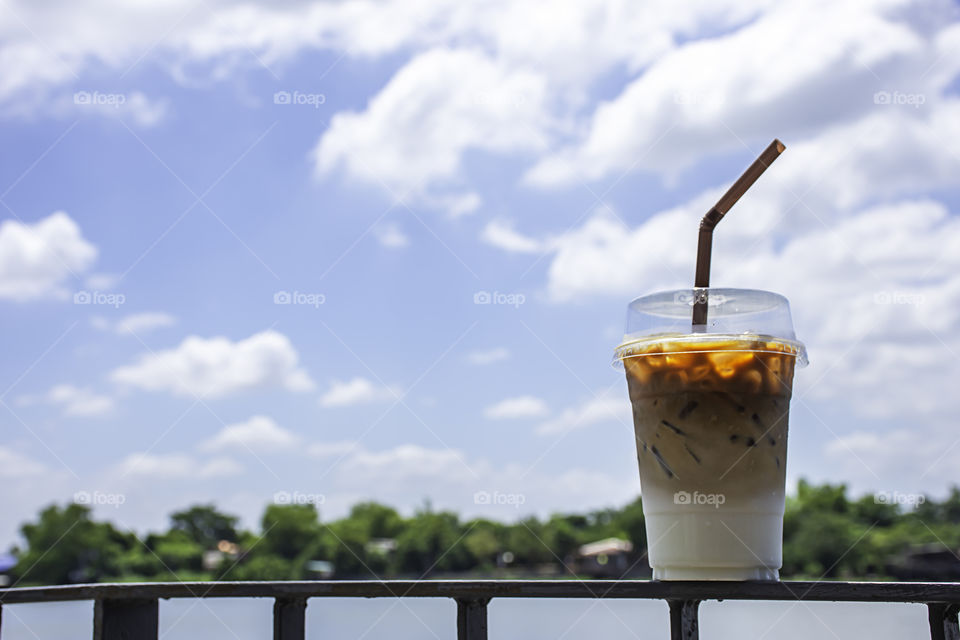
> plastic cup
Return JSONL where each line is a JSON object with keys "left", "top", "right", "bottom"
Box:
{"left": 613, "top": 288, "right": 807, "bottom": 581}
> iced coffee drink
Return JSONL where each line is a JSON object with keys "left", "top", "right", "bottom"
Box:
{"left": 614, "top": 289, "right": 806, "bottom": 580}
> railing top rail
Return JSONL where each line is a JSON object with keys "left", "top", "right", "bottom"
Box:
{"left": 2, "top": 580, "right": 960, "bottom": 606}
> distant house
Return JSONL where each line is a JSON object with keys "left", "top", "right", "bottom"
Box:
{"left": 201, "top": 550, "right": 225, "bottom": 572}
{"left": 202, "top": 540, "right": 240, "bottom": 572}
{"left": 365, "top": 538, "right": 397, "bottom": 556}
{"left": 0, "top": 553, "right": 15, "bottom": 587}
{"left": 886, "top": 543, "right": 960, "bottom": 581}
{"left": 306, "top": 560, "right": 335, "bottom": 579}
{"left": 576, "top": 538, "right": 637, "bottom": 578}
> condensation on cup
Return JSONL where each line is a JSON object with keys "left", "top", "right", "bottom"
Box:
{"left": 614, "top": 288, "right": 807, "bottom": 581}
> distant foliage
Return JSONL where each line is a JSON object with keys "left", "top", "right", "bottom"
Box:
{"left": 7, "top": 483, "right": 960, "bottom": 585}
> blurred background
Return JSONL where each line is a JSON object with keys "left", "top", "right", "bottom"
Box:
{"left": 1, "top": 0, "right": 960, "bottom": 598}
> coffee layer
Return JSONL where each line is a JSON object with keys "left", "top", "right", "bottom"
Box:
{"left": 621, "top": 336, "right": 798, "bottom": 397}
{"left": 623, "top": 337, "right": 798, "bottom": 500}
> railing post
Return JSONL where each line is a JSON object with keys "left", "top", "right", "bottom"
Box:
{"left": 668, "top": 600, "right": 700, "bottom": 640}
{"left": 93, "top": 598, "right": 158, "bottom": 640}
{"left": 929, "top": 604, "right": 960, "bottom": 640}
{"left": 456, "top": 597, "right": 489, "bottom": 640}
{"left": 274, "top": 597, "right": 307, "bottom": 640}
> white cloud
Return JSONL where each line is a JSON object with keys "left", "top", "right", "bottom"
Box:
{"left": 739, "top": 102, "right": 960, "bottom": 218}
{"left": 0, "top": 447, "right": 46, "bottom": 477}
{"left": 0, "top": 212, "right": 97, "bottom": 301}
{"left": 111, "top": 330, "right": 314, "bottom": 398}
{"left": 481, "top": 219, "right": 550, "bottom": 254}
{"left": 4, "top": 0, "right": 955, "bottom": 218}
{"left": 751, "top": 200, "right": 960, "bottom": 421}
{"left": 525, "top": 0, "right": 953, "bottom": 186}
{"left": 544, "top": 205, "right": 693, "bottom": 302}
{"left": 84, "top": 272, "right": 120, "bottom": 290}
{"left": 307, "top": 441, "right": 358, "bottom": 458}
{"left": 540, "top": 99, "right": 960, "bottom": 302}
{"left": 119, "top": 452, "right": 243, "bottom": 479}
{"left": 339, "top": 443, "right": 476, "bottom": 483}
{"left": 374, "top": 222, "right": 410, "bottom": 248}
{"left": 45, "top": 384, "right": 115, "bottom": 417}
{"left": 823, "top": 427, "right": 960, "bottom": 495}
{"left": 537, "top": 394, "right": 631, "bottom": 436}
{"left": 115, "top": 312, "right": 177, "bottom": 334}
{"left": 199, "top": 415, "right": 300, "bottom": 453}
{"left": 465, "top": 347, "right": 511, "bottom": 365}
{"left": 0, "top": 0, "right": 771, "bottom": 111}
{"left": 93, "top": 312, "right": 177, "bottom": 335}
{"left": 318, "top": 377, "right": 398, "bottom": 408}
{"left": 71, "top": 90, "right": 168, "bottom": 127}
{"left": 327, "top": 442, "right": 637, "bottom": 521}
{"left": 313, "top": 47, "right": 551, "bottom": 216}
{"left": 484, "top": 396, "right": 549, "bottom": 420}
{"left": 120, "top": 91, "right": 168, "bottom": 127}
{"left": 541, "top": 193, "right": 960, "bottom": 425}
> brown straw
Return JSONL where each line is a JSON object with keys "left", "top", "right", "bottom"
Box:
{"left": 692, "top": 139, "right": 785, "bottom": 327}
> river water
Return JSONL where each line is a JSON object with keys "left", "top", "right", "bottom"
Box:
{"left": 1, "top": 596, "right": 928, "bottom": 638}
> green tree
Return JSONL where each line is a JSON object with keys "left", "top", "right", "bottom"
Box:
{"left": 13, "top": 503, "right": 131, "bottom": 585}
{"left": 151, "top": 529, "right": 205, "bottom": 574}
{"left": 782, "top": 481, "right": 868, "bottom": 577}
{"left": 234, "top": 504, "right": 321, "bottom": 580}
{"left": 232, "top": 555, "right": 293, "bottom": 581}
{"left": 783, "top": 510, "right": 864, "bottom": 577}
{"left": 13, "top": 482, "right": 960, "bottom": 585}
{"left": 850, "top": 494, "right": 900, "bottom": 528}
{"left": 258, "top": 504, "right": 321, "bottom": 562}
{"left": 462, "top": 520, "right": 504, "bottom": 570}
{"left": 170, "top": 504, "right": 239, "bottom": 548}
{"left": 612, "top": 497, "right": 647, "bottom": 552}
{"left": 542, "top": 516, "right": 581, "bottom": 562}
{"left": 347, "top": 502, "right": 405, "bottom": 538}
{"left": 322, "top": 519, "right": 374, "bottom": 577}
{"left": 394, "top": 510, "right": 470, "bottom": 575}
{"left": 504, "top": 517, "right": 553, "bottom": 566}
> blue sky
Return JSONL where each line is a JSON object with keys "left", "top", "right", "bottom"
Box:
{"left": 1, "top": 0, "right": 959, "bottom": 546}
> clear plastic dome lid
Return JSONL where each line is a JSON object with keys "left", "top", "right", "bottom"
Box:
{"left": 613, "top": 288, "right": 807, "bottom": 367}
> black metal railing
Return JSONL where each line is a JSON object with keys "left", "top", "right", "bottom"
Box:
{"left": 1, "top": 580, "right": 958, "bottom": 639}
